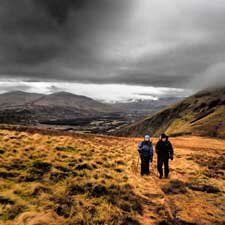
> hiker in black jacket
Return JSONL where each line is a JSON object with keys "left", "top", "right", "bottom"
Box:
{"left": 156, "top": 133, "right": 174, "bottom": 179}
{"left": 138, "top": 135, "right": 154, "bottom": 176}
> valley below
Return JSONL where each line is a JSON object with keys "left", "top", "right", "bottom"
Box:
{"left": 0, "top": 91, "right": 181, "bottom": 135}
{"left": 0, "top": 111, "right": 137, "bottom": 134}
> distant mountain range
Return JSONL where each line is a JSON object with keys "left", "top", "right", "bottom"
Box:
{"left": 0, "top": 91, "right": 112, "bottom": 124}
{"left": 0, "top": 91, "right": 44, "bottom": 108}
{"left": 111, "top": 97, "right": 182, "bottom": 119}
{"left": 116, "top": 87, "right": 225, "bottom": 138}
{"left": 1, "top": 88, "right": 225, "bottom": 138}
{"left": 0, "top": 91, "right": 181, "bottom": 125}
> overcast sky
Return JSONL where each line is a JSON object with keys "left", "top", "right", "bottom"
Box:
{"left": 0, "top": 0, "right": 225, "bottom": 101}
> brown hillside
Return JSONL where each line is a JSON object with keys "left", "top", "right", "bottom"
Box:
{"left": 0, "top": 127, "right": 224, "bottom": 224}
{"left": 116, "top": 87, "right": 225, "bottom": 138}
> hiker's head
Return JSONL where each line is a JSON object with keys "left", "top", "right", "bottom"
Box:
{"left": 144, "top": 134, "right": 150, "bottom": 142}
{"left": 161, "top": 133, "right": 167, "bottom": 142}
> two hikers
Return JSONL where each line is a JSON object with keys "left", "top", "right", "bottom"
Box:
{"left": 137, "top": 133, "right": 174, "bottom": 178}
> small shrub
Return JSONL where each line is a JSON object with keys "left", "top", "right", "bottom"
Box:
{"left": 53, "top": 195, "right": 74, "bottom": 218}
{"left": 32, "top": 161, "right": 52, "bottom": 172}
{"left": 96, "top": 160, "right": 103, "bottom": 165}
{"left": 55, "top": 165, "right": 71, "bottom": 173}
{"left": 31, "top": 185, "right": 51, "bottom": 196}
{"left": 115, "top": 160, "right": 125, "bottom": 165}
{"left": 187, "top": 183, "right": 220, "bottom": 193}
{"left": 119, "top": 201, "right": 132, "bottom": 212}
{"left": 0, "top": 171, "right": 19, "bottom": 179}
{"left": 55, "top": 146, "right": 67, "bottom": 151}
{"left": 5, "top": 160, "right": 27, "bottom": 170}
{"left": 106, "top": 184, "right": 143, "bottom": 214}
{"left": 0, "top": 204, "right": 25, "bottom": 221}
{"left": 55, "top": 146, "right": 77, "bottom": 152}
{"left": 0, "top": 196, "right": 14, "bottom": 205}
{"left": 89, "top": 184, "right": 108, "bottom": 197}
{"left": 49, "top": 172, "right": 70, "bottom": 182}
{"left": 186, "top": 156, "right": 193, "bottom": 160}
{"left": 119, "top": 216, "right": 141, "bottom": 225}
{"left": 75, "top": 163, "right": 93, "bottom": 171}
{"left": 67, "top": 182, "right": 142, "bottom": 213}
{"left": 0, "top": 149, "right": 5, "bottom": 154}
{"left": 158, "top": 221, "right": 169, "bottom": 225}
{"left": 162, "top": 180, "right": 187, "bottom": 195}
{"left": 192, "top": 154, "right": 225, "bottom": 179}
{"left": 67, "top": 184, "right": 87, "bottom": 195}
{"left": 7, "top": 205, "right": 25, "bottom": 220}
{"left": 158, "top": 218, "right": 197, "bottom": 225}
{"left": 115, "top": 168, "right": 123, "bottom": 173}
{"left": 27, "top": 160, "right": 52, "bottom": 180}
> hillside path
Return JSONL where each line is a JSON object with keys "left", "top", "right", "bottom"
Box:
{"left": 127, "top": 136, "right": 225, "bottom": 225}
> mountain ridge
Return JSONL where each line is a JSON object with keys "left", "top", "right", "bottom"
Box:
{"left": 115, "top": 86, "right": 225, "bottom": 138}
{"left": 0, "top": 91, "right": 44, "bottom": 108}
{"left": 0, "top": 91, "right": 113, "bottom": 124}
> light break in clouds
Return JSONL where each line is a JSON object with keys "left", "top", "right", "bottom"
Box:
{"left": 0, "top": 80, "right": 188, "bottom": 103}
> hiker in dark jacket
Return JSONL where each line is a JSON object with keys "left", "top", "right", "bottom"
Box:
{"left": 138, "top": 135, "right": 154, "bottom": 176}
{"left": 156, "top": 133, "right": 174, "bottom": 179}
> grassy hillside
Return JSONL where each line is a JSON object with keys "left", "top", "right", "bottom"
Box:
{"left": 116, "top": 87, "right": 225, "bottom": 138}
{"left": 0, "top": 127, "right": 224, "bottom": 225}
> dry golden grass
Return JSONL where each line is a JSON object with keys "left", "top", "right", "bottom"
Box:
{"left": 0, "top": 128, "right": 224, "bottom": 225}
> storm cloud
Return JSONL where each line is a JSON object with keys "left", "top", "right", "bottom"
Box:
{"left": 0, "top": 0, "right": 225, "bottom": 90}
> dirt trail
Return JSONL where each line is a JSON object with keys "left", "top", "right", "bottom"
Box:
{"left": 128, "top": 137, "right": 225, "bottom": 225}
{"left": 129, "top": 157, "right": 181, "bottom": 224}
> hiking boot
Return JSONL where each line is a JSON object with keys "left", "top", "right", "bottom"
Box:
{"left": 159, "top": 175, "right": 163, "bottom": 179}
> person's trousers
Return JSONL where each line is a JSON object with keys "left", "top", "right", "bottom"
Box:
{"left": 140, "top": 155, "right": 150, "bottom": 175}
{"left": 157, "top": 157, "right": 169, "bottom": 177}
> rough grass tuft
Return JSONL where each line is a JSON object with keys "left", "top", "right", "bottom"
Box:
{"left": 187, "top": 183, "right": 220, "bottom": 193}
{"left": 26, "top": 160, "right": 52, "bottom": 181}
{"left": 162, "top": 179, "right": 187, "bottom": 195}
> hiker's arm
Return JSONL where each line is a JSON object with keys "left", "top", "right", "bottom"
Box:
{"left": 137, "top": 143, "right": 142, "bottom": 153}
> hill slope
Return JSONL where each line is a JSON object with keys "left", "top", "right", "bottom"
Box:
{"left": 30, "top": 91, "right": 111, "bottom": 112}
{"left": 111, "top": 97, "right": 181, "bottom": 120}
{"left": 116, "top": 87, "right": 225, "bottom": 138}
{"left": 0, "top": 127, "right": 224, "bottom": 225}
{"left": 0, "top": 91, "right": 44, "bottom": 109}
{"left": 0, "top": 91, "right": 112, "bottom": 124}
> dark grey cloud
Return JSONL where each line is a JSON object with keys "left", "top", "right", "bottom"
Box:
{"left": 0, "top": 0, "right": 132, "bottom": 65}
{"left": 0, "top": 0, "right": 225, "bottom": 90}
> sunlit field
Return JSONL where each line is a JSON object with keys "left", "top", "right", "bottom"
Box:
{"left": 0, "top": 127, "right": 224, "bottom": 225}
